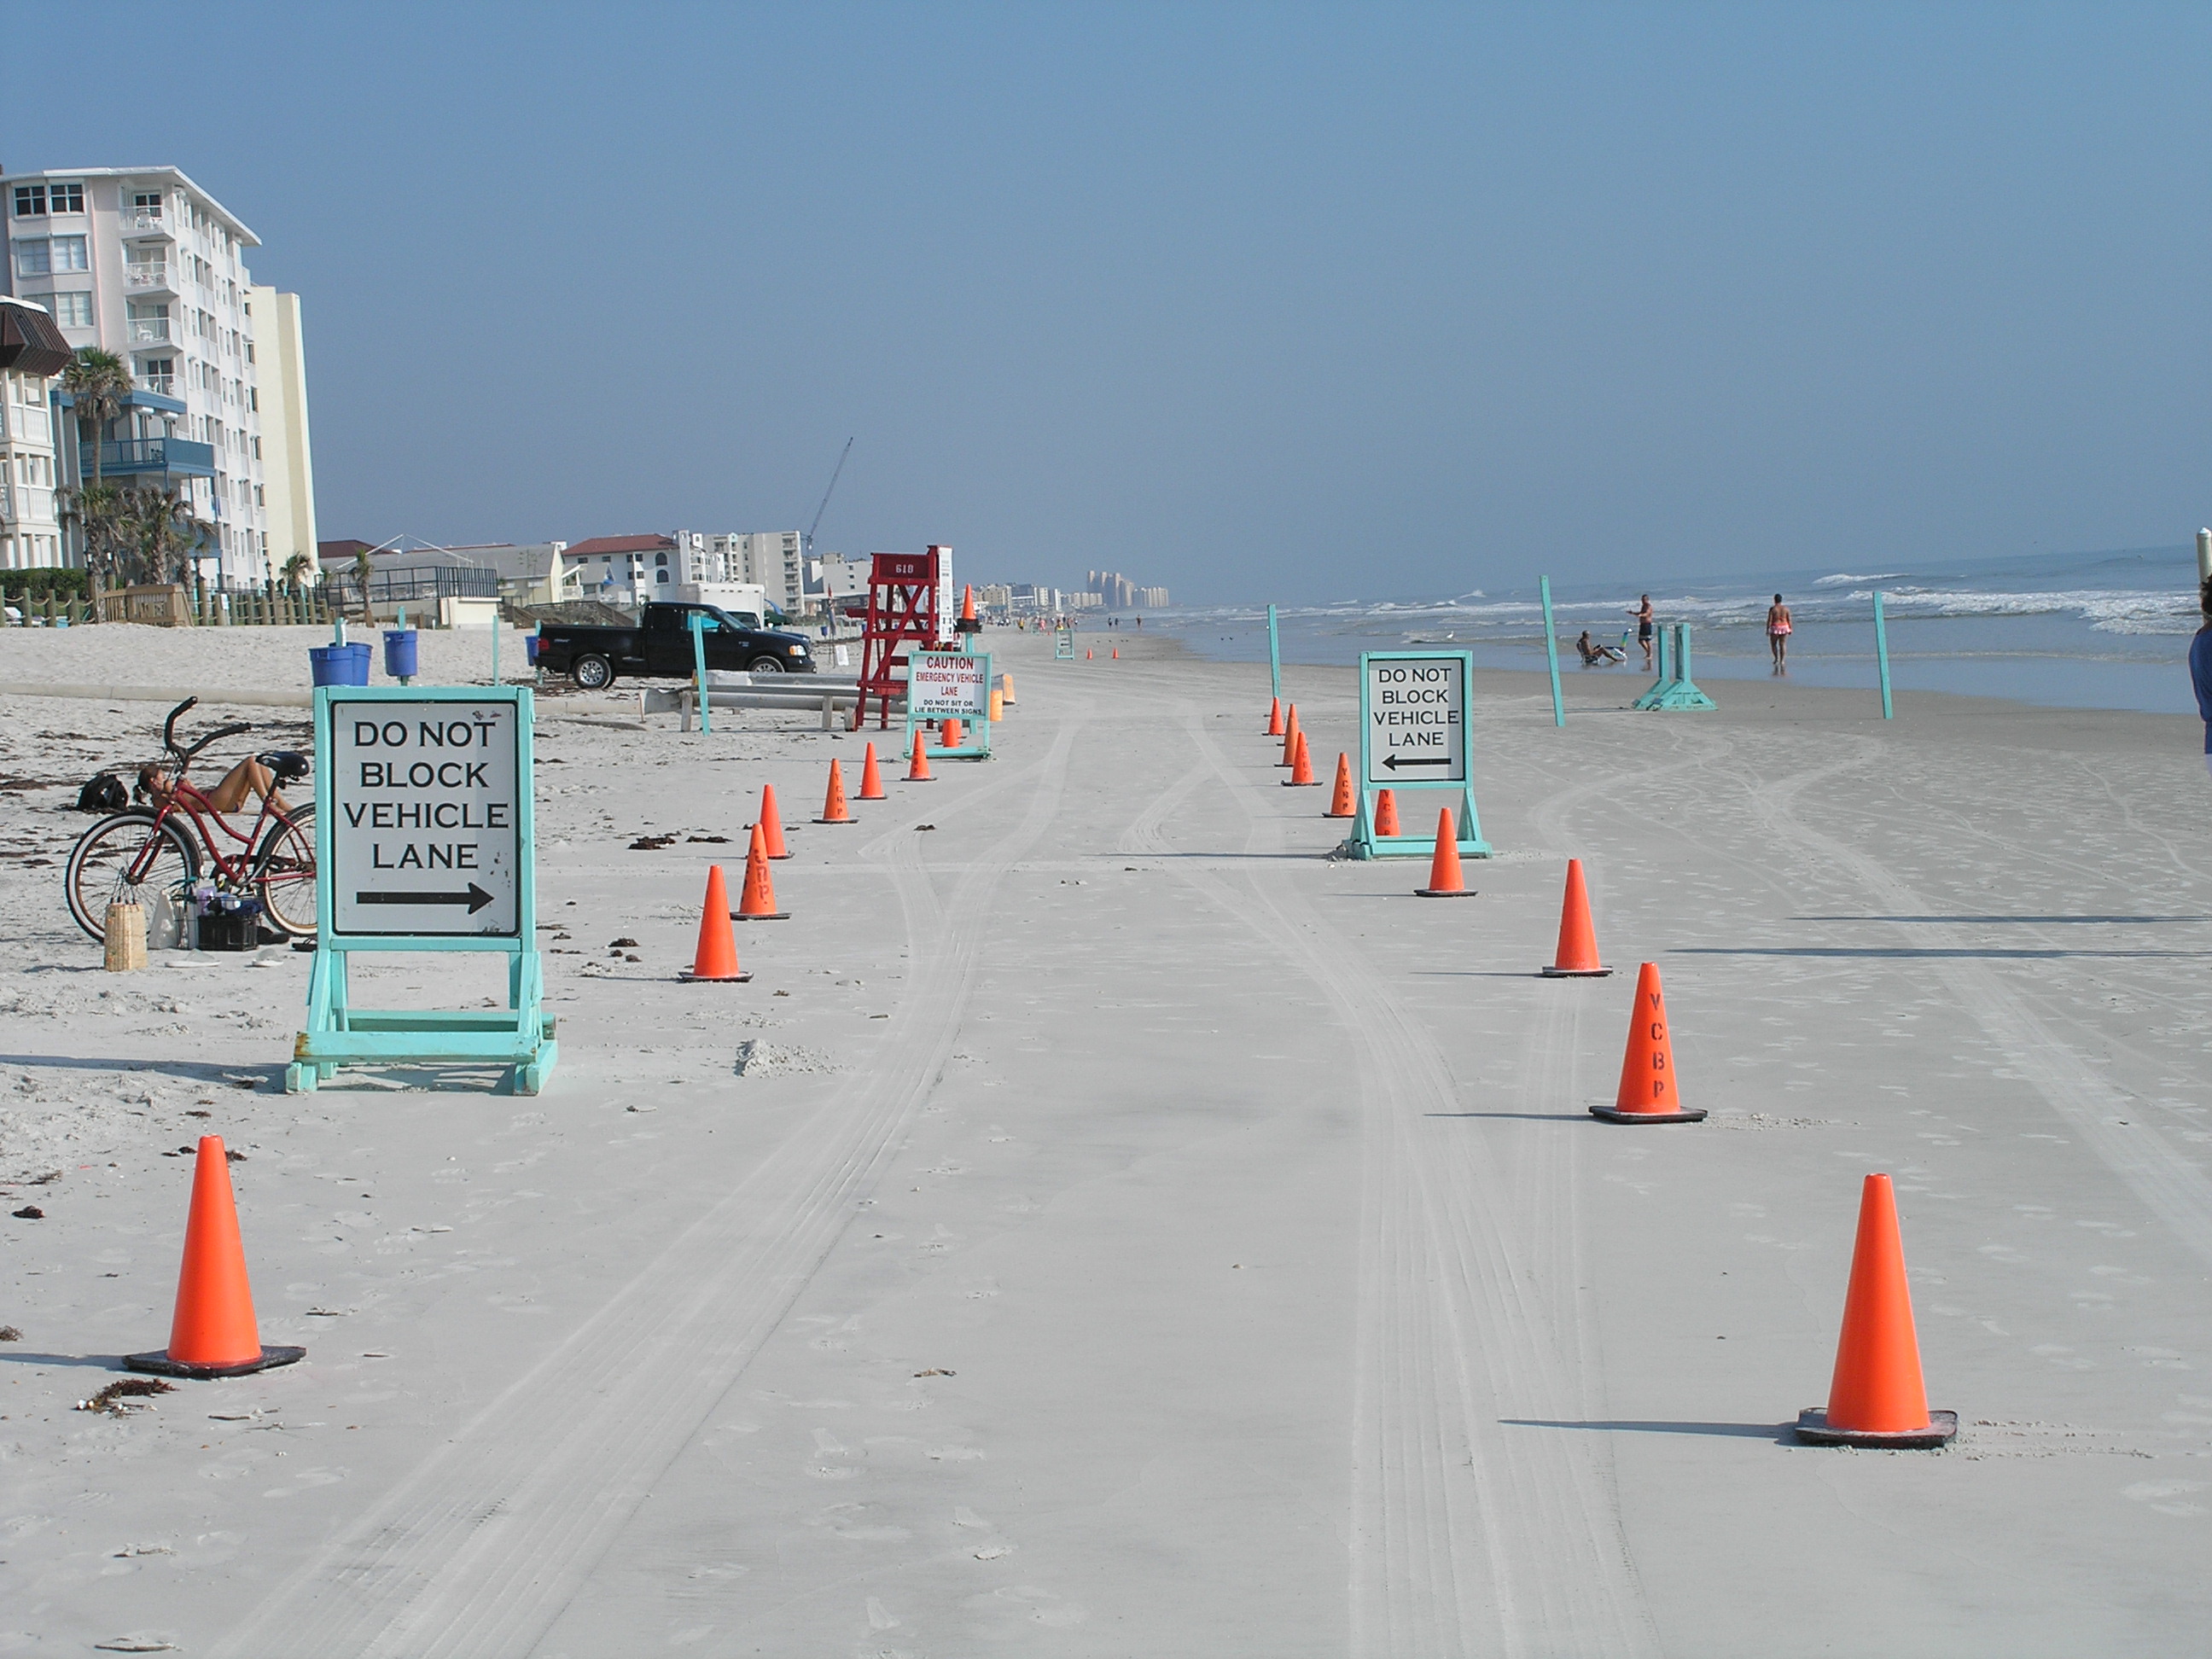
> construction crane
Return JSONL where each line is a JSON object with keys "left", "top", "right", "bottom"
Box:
{"left": 802, "top": 436, "right": 854, "bottom": 563}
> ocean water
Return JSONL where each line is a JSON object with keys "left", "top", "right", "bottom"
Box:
{"left": 1136, "top": 546, "right": 2209, "bottom": 716}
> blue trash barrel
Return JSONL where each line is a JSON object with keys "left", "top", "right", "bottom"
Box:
{"left": 382, "top": 628, "right": 420, "bottom": 679}
{"left": 525, "top": 632, "right": 541, "bottom": 665}
{"left": 308, "top": 643, "right": 372, "bottom": 687}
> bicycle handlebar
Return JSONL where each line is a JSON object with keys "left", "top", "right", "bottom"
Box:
{"left": 180, "top": 722, "right": 253, "bottom": 765}
{"left": 161, "top": 696, "right": 198, "bottom": 753}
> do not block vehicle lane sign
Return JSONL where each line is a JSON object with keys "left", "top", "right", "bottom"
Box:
{"left": 1365, "top": 654, "right": 1467, "bottom": 783}
{"left": 329, "top": 698, "right": 521, "bottom": 936}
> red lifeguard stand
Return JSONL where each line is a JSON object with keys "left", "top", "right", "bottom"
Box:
{"left": 854, "top": 547, "right": 947, "bottom": 730}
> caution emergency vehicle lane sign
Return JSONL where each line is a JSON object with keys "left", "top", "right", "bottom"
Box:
{"left": 1364, "top": 654, "right": 1467, "bottom": 784}
{"left": 329, "top": 698, "right": 521, "bottom": 937}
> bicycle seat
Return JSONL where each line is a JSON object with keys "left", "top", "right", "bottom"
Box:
{"left": 259, "top": 750, "right": 311, "bottom": 784}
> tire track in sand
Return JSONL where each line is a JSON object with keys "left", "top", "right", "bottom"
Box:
{"left": 208, "top": 718, "right": 1082, "bottom": 1659}
{"left": 1127, "top": 706, "right": 1658, "bottom": 1659}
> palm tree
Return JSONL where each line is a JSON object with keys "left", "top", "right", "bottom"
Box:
{"left": 352, "top": 548, "right": 375, "bottom": 621}
{"left": 59, "top": 349, "right": 134, "bottom": 595}
{"left": 280, "top": 551, "right": 314, "bottom": 593}
{"left": 121, "top": 486, "right": 212, "bottom": 587}
{"left": 56, "top": 480, "right": 129, "bottom": 592}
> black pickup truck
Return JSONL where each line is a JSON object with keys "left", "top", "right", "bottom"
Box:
{"left": 535, "top": 602, "right": 818, "bottom": 690}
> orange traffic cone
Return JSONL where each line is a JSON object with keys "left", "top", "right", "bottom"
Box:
{"left": 1086, "top": 648, "right": 1093, "bottom": 660}
{"left": 1373, "top": 789, "right": 1400, "bottom": 837}
{"left": 756, "top": 783, "right": 791, "bottom": 859}
{"left": 1540, "top": 859, "right": 1611, "bottom": 977}
{"left": 1591, "top": 963, "right": 1705, "bottom": 1122}
{"left": 817, "top": 760, "right": 853, "bottom": 824}
{"left": 1796, "top": 1174, "right": 1957, "bottom": 1447}
{"left": 940, "top": 718, "right": 963, "bottom": 749}
{"left": 1283, "top": 731, "right": 1321, "bottom": 786}
{"left": 733, "top": 821, "right": 789, "bottom": 920}
{"left": 1266, "top": 696, "right": 1284, "bottom": 736}
{"left": 1415, "top": 807, "right": 1476, "bottom": 897}
{"left": 1324, "top": 752, "right": 1355, "bottom": 817}
{"left": 683, "top": 864, "right": 752, "bottom": 980}
{"left": 906, "top": 729, "right": 934, "bottom": 782}
{"left": 960, "top": 585, "right": 977, "bottom": 625}
{"left": 1110, "top": 646, "right": 1119, "bottom": 659}
{"left": 125, "top": 1138, "right": 304, "bottom": 1378}
{"left": 859, "top": 742, "right": 887, "bottom": 800}
{"left": 1278, "top": 704, "right": 1301, "bottom": 766}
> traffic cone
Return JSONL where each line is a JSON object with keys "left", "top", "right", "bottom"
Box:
{"left": 1373, "top": 789, "right": 1400, "bottom": 837}
{"left": 1540, "top": 859, "right": 1611, "bottom": 976}
{"left": 859, "top": 742, "right": 887, "bottom": 800}
{"left": 1086, "top": 648, "right": 1093, "bottom": 660}
{"left": 960, "top": 585, "right": 977, "bottom": 625}
{"left": 1111, "top": 646, "right": 1119, "bottom": 659}
{"left": 733, "top": 822, "right": 789, "bottom": 920}
{"left": 906, "top": 730, "right": 934, "bottom": 782}
{"left": 1278, "top": 705, "right": 1300, "bottom": 766}
{"left": 756, "top": 783, "right": 791, "bottom": 859}
{"left": 989, "top": 689, "right": 1004, "bottom": 723}
{"left": 1266, "top": 696, "right": 1284, "bottom": 736}
{"left": 1415, "top": 807, "right": 1476, "bottom": 897}
{"left": 1324, "top": 753, "right": 1355, "bottom": 818}
{"left": 125, "top": 1138, "right": 304, "bottom": 1379}
{"left": 1795, "top": 1174, "right": 1957, "bottom": 1447}
{"left": 1591, "top": 963, "right": 1705, "bottom": 1122}
{"left": 1283, "top": 731, "right": 1321, "bottom": 786}
{"left": 940, "top": 717, "right": 963, "bottom": 749}
{"left": 683, "top": 864, "right": 752, "bottom": 980}
{"left": 816, "top": 760, "right": 853, "bottom": 824}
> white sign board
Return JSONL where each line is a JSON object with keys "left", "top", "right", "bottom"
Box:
{"left": 329, "top": 698, "right": 521, "bottom": 936}
{"left": 1364, "top": 655, "right": 1467, "bottom": 784}
{"left": 907, "top": 651, "right": 990, "bottom": 719}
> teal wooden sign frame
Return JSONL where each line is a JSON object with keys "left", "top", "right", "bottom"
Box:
{"left": 905, "top": 649, "right": 994, "bottom": 760}
{"left": 287, "top": 684, "right": 556, "bottom": 1096}
{"left": 1341, "top": 649, "right": 1490, "bottom": 860}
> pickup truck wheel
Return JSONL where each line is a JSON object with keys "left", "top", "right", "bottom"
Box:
{"left": 572, "top": 654, "right": 615, "bottom": 690}
{"left": 747, "top": 656, "right": 786, "bottom": 673}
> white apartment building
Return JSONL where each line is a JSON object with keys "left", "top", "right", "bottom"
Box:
{"left": 0, "top": 296, "right": 70, "bottom": 569}
{"left": 1138, "top": 586, "right": 1170, "bottom": 608}
{"left": 0, "top": 166, "right": 312, "bottom": 586}
{"left": 248, "top": 285, "right": 316, "bottom": 571}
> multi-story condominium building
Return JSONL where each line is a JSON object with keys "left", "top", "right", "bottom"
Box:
{"left": 0, "top": 296, "right": 70, "bottom": 570}
{"left": 0, "top": 166, "right": 315, "bottom": 586}
{"left": 1138, "top": 586, "right": 1170, "bottom": 608}
{"left": 248, "top": 286, "right": 316, "bottom": 573}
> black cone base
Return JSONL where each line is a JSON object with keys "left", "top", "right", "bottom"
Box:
{"left": 730, "top": 912, "right": 790, "bottom": 922}
{"left": 678, "top": 971, "right": 753, "bottom": 983}
{"left": 1794, "top": 1408, "right": 1958, "bottom": 1449}
{"left": 1540, "top": 965, "right": 1614, "bottom": 977}
{"left": 125, "top": 1344, "right": 306, "bottom": 1380}
{"left": 1416, "top": 888, "right": 1479, "bottom": 899}
{"left": 1590, "top": 1105, "right": 1707, "bottom": 1124}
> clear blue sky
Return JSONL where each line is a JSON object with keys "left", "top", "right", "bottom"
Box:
{"left": 9, "top": 4, "right": 2206, "bottom": 602}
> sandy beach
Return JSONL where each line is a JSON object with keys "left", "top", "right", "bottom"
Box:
{"left": 0, "top": 622, "right": 2206, "bottom": 1656}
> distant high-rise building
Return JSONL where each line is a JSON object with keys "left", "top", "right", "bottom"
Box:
{"left": 1087, "top": 569, "right": 1139, "bottom": 609}
{"left": 1, "top": 166, "right": 312, "bottom": 585}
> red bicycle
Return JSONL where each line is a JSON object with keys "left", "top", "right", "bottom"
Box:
{"left": 64, "top": 697, "right": 319, "bottom": 943}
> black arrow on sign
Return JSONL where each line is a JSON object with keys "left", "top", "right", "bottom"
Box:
{"left": 1382, "top": 754, "right": 1453, "bottom": 771}
{"left": 355, "top": 883, "right": 495, "bottom": 914}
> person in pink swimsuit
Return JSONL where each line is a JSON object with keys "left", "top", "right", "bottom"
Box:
{"left": 1767, "top": 594, "right": 1792, "bottom": 669}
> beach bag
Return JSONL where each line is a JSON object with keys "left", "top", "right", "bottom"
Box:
{"left": 76, "top": 774, "right": 126, "bottom": 813}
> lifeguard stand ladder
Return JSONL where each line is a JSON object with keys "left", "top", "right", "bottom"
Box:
{"left": 854, "top": 549, "right": 944, "bottom": 731}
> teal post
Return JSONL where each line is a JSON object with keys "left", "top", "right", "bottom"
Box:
{"left": 1633, "top": 626, "right": 1673, "bottom": 709}
{"left": 689, "top": 611, "right": 712, "bottom": 734}
{"left": 1648, "top": 623, "right": 1717, "bottom": 711}
{"left": 1873, "top": 590, "right": 1894, "bottom": 719}
{"left": 491, "top": 614, "right": 499, "bottom": 685}
{"left": 1267, "top": 604, "right": 1282, "bottom": 703}
{"left": 1540, "top": 575, "right": 1564, "bottom": 727}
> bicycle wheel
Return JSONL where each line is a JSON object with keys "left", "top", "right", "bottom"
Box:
{"left": 65, "top": 812, "right": 200, "bottom": 944}
{"left": 253, "top": 803, "right": 318, "bottom": 938}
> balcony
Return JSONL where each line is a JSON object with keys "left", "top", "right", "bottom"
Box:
{"left": 118, "top": 212, "right": 173, "bottom": 240}
{"left": 78, "top": 436, "right": 215, "bottom": 480}
{"left": 135, "top": 374, "right": 175, "bottom": 396}
{"left": 125, "top": 264, "right": 174, "bottom": 294}
{"left": 127, "top": 317, "right": 170, "bottom": 343}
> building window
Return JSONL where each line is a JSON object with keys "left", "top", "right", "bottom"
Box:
{"left": 655, "top": 552, "right": 667, "bottom": 565}
{"left": 12, "top": 185, "right": 44, "bottom": 217}
{"left": 137, "top": 357, "right": 174, "bottom": 393}
{"left": 48, "top": 183, "right": 83, "bottom": 214}
{"left": 655, "top": 568, "right": 670, "bottom": 584}
{"left": 251, "top": 435, "right": 260, "bottom": 459}
{"left": 125, "top": 300, "right": 168, "bottom": 341}
{"left": 51, "top": 291, "right": 92, "bottom": 328}
{"left": 49, "top": 236, "right": 87, "bottom": 272}
{"left": 131, "top": 191, "right": 163, "bottom": 218}
{"left": 14, "top": 240, "right": 49, "bottom": 276}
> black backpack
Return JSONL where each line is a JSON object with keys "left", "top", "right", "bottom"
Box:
{"left": 76, "top": 774, "right": 127, "bottom": 813}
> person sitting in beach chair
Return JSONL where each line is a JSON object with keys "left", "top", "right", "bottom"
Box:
{"left": 1575, "top": 631, "right": 1625, "bottom": 667}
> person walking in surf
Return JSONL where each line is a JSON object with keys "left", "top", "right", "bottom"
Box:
{"left": 2192, "top": 578, "right": 2212, "bottom": 782}
{"left": 1767, "top": 593, "right": 1792, "bottom": 670}
{"left": 1632, "top": 594, "right": 1654, "bottom": 668}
